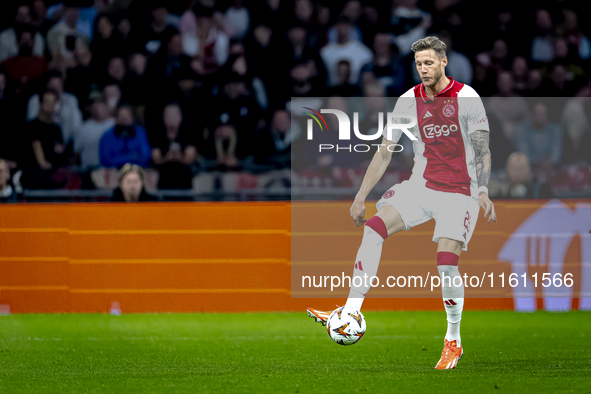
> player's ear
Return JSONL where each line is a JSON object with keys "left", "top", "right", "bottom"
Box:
{"left": 441, "top": 56, "right": 448, "bottom": 69}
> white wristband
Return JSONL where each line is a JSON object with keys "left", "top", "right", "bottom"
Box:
{"left": 478, "top": 186, "right": 489, "bottom": 195}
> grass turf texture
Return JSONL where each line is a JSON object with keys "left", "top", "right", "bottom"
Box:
{"left": 0, "top": 311, "right": 589, "bottom": 393}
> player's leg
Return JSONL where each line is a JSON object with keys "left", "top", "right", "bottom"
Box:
{"left": 308, "top": 181, "right": 429, "bottom": 325}
{"left": 437, "top": 238, "right": 464, "bottom": 347}
{"left": 307, "top": 205, "right": 405, "bottom": 325}
{"left": 432, "top": 194, "right": 478, "bottom": 369}
{"left": 435, "top": 238, "right": 465, "bottom": 370}
{"left": 343, "top": 205, "right": 405, "bottom": 311}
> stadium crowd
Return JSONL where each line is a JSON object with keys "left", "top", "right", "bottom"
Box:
{"left": 0, "top": 0, "right": 590, "bottom": 202}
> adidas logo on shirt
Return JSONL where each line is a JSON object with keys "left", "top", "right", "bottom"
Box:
{"left": 423, "top": 111, "right": 433, "bottom": 119}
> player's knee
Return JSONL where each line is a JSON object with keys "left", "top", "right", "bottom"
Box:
{"left": 365, "top": 216, "right": 388, "bottom": 241}
{"left": 437, "top": 251, "right": 459, "bottom": 268}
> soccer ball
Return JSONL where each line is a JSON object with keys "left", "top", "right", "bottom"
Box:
{"left": 326, "top": 306, "right": 366, "bottom": 345}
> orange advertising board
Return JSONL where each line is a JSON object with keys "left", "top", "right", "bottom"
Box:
{"left": 0, "top": 201, "right": 588, "bottom": 313}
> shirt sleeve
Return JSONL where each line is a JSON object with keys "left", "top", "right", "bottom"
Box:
{"left": 459, "top": 87, "right": 490, "bottom": 135}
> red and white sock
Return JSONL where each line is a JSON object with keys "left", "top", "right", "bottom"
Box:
{"left": 437, "top": 251, "right": 464, "bottom": 346}
{"left": 344, "top": 216, "right": 388, "bottom": 311}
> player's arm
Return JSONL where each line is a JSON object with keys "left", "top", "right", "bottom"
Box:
{"left": 350, "top": 136, "right": 396, "bottom": 227}
{"left": 470, "top": 130, "right": 497, "bottom": 223}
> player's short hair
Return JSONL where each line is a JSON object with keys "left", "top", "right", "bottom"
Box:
{"left": 411, "top": 36, "right": 447, "bottom": 59}
{"left": 118, "top": 163, "right": 144, "bottom": 185}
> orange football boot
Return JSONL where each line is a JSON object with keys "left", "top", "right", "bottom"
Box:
{"left": 434, "top": 339, "right": 463, "bottom": 370}
{"left": 306, "top": 308, "right": 332, "bottom": 326}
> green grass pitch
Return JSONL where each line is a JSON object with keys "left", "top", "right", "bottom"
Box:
{"left": 0, "top": 311, "right": 590, "bottom": 393}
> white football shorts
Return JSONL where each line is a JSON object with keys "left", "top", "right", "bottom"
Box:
{"left": 376, "top": 180, "right": 480, "bottom": 251}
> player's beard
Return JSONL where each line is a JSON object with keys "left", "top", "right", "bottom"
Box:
{"left": 423, "top": 68, "right": 444, "bottom": 88}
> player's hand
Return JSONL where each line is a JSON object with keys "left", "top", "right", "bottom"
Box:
{"left": 350, "top": 200, "right": 367, "bottom": 227}
{"left": 478, "top": 192, "right": 497, "bottom": 224}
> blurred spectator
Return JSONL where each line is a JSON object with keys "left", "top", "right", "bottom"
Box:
{"left": 525, "top": 68, "right": 544, "bottom": 97}
{"left": 514, "top": 102, "right": 562, "bottom": 165}
{"left": 111, "top": 163, "right": 157, "bottom": 202}
{"left": 358, "top": 83, "right": 407, "bottom": 165}
{"left": 320, "top": 17, "right": 372, "bottom": 87}
{"left": 122, "top": 52, "right": 148, "bottom": 106}
{"left": 327, "top": 60, "right": 362, "bottom": 97}
{"left": 561, "top": 93, "right": 591, "bottom": 164}
{"left": 282, "top": 60, "right": 324, "bottom": 106}
{"left": 106, "top": 56, "right": 126, "bottom": 84}
{"left": 249, "top": 0, "right": 283, "bottom": 29}
{"left": 550, "top": 39, "right": 585, "bottom": 83}
{"left": 224, "top": 0, "right": 250, "bottom": 40}
{"left": 180, "top": 4, "right": 228, "bottom": 71}
{"left": 492, "top": 152, "right": 552, "bottom": 199}
{"left": 0, "top": 4, "right": 46, "bottom": 63}
{"left": 103, "top": 79, "right": 122, "bottom": 117}
{"left": 214, "top": 123, "right": 239, "bottom": 168}
{"left": 273, "top": 20, "right": 327, "bottom": 103}
{"left": 90, "top": 13, "right": 120, "bottom": 73}
{"left": 131, "top": 1, "right": 178, "bottom": 57}
{"left": 530, "top": 9, "right": 555, "bottom": 63}
{"left": 74, "top": 91, "right": 116, "bottom": 169}
{"left": 30, "top": 0, "right": 54, "bottom": 38}
{"left": 327, "top": 1, "right": 363, "bottom": 44}
{"left": 27, "top": 70, "right": 83, "bottom": 144}
{"left": 294, "top": 0, "right": 314, "bottom": 26}
{"left": 280, "top": 21, "right": 319, "bottom": 71}
{"left": 255, "top": 109, "right": 294, "bottom": 168}
{"left": 145, "top": 33, "right": 191, "bottom": 82}
{"left": 476, "top": 39, "right": 510, "bottom": 75}
{"left": 151, "top": 103, "right": 196, "bottom": 189}
{"left": 214, "top": 70, "right": 264, "bottom": 158}
{"left": 0, "top": 68, "right": 10, "bottom": 122}
{"left": 46, "top": 0, "right": 103, "bottom": 40}
{"left": 29, "top": 90, "right": 65, "bottom": 168}
{"left": 47, "top": 5, "right": 90, "bottom": 69}
{"left": 487, "top": 113, "right": 512, "bottom": 171}
{"left": 487, "top": 72, "right": 529, "bottom": 138}
{"left": 431, "top": 0, "right": 464, "bottom": 33}
{"left": 559, "top": 10, "right": 591, "bottom": 61}
{"left": 389, "top": 0, "right": 432, "bottom": 56}
{"left": 360, "top": 31, "right": 406, "bottom": 97}
{"left": 246, "top": 21, "right": 274, "bottom": 76}
{"left": 2, "top": 24, "right": 48, "bottom": 95}
{"left": 227, "top": 53, "right": 268, "bottom": 110}
{"left": 63, "top": 43, "right": 93, "bottom": 110}
{"left": 540, "top": 64, "right": 578, "bottom": 97}
{"left": 0, "top": 68, "right": 20, "bottom": 167}
{"left": 438, "top": 31, "right": 472, "bottom": 85}
{"left": 99, "top": 104, "right": 151, "bottom": 168}
{"left": 0, "top": 158, "right": 17, "bottom": 203}
{"left": 511, "top": 56, "right": 529, "bottom": 94}
{"left": 112, "top": 14, "right": 135, "bottom": 56}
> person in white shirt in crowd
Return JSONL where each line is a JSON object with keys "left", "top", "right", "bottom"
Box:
{"left": 27, "top": 70, "right": 83, "bottom": 145}
{"left": 180, "top": 4, "right": 229, "bottom": 71}
{"left": 0, "top": 3, "right": 45, "bottom": 63}
{"left": 224, "top": 0, "right": 250, "bottom": 39}
{"left": 321, "top": 16, "right": 372, "bottom": 87}
{"left": 46, "top": 3, "right": 90, "bottom": 69}
{"left": 74, "top": 91, "right": 116, "bottom": 169}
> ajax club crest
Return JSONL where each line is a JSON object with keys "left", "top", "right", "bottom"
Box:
{"left": 442, "top": 99, "right": 455, "bottom": 117}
